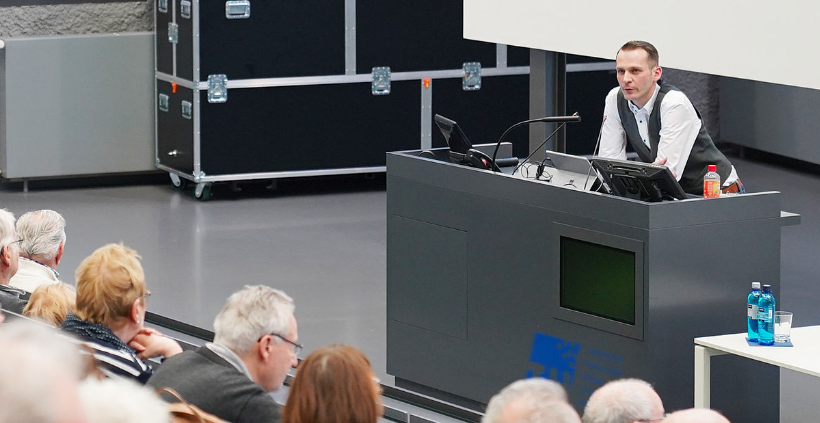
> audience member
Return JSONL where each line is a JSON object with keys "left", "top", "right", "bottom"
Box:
{"left": 23, "top": 282, "right": 77, "bottom": 326}
{"left": 0, "top": 209, "right": 29, "bottom": 314}
{"left": 582, "top": 378, "right": 665, "bottom": 423}
{"left": 283, "top": 344, "right": 383, "bottom": 423}
{"left": 530, "top": 402, "right": 582, "bottom": 423}
{"left": 148, "top": 285, "right": 298, "bottom": 423}
{"left": 10, "top": 209, "right": 66, "bottom": 292}
{"left": 663, "top": 408, "right": 730, "bottom": 423}
{"left": 483, "top": 378, "right": 578, "bottom": 423}
{"left": 79, "top": 378, "right": 171, "bottom": 423}
{"left": 0, "top": 321, "right": 87, "bottom": 423}
{"left": 61, "top": 243, "right": 182, "bottom": 383}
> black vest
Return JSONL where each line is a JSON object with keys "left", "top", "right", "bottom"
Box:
{"left": 616, "top": 84, "right": 732, "bottom": 195}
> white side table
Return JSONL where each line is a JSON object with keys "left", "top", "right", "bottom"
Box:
{"left": 694, "top": 325, "right": 820, "bottom": 407}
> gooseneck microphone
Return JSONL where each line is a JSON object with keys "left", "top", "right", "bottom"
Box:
{"left": 491, "top": 113, "right": 582, "bottom": 172}
{"left": 510, "top": 123, "right": 569, "bottom": 177}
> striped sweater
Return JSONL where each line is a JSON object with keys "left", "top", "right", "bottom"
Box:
{"left": 61, "top": 313, "right": 153, "bottom": 384}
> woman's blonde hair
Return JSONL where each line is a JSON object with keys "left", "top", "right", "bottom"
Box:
{"left": 22, "top": 282, "right": 76, "bottom": 326}
{"left": 74, "top": 244, "right": 147, "bottom": 327}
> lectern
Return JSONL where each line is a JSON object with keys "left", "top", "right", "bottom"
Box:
{"left": 386, "top": 147, "right": 799, "bottom": 422}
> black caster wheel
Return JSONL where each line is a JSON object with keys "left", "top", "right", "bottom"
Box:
{"left": 170, "top": 174, "right": 188, "bottom": 190}
{"left": 194, "top": 183, "right": 212, "bottom": 201}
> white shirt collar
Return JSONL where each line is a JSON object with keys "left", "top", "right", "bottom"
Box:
{"left": 20, "top": 256, "right": 59, "bottom": 279}
{"left": 628, "top": 83, "right": 661, "bottom": 115}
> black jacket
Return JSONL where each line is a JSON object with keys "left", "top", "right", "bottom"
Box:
{"left": 147, "top": 346, "right": 281, "bottom": 423}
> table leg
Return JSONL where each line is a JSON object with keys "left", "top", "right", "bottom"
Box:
{"left": 695, "top": 345, "right": 710, "bottom": 407}
{"left": 695, "top": 345, "right": 726, "bottom": 408}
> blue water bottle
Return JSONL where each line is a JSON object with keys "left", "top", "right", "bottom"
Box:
{"left": 747, "top": 282, "right": 761, "bottom": 342}
{"left": 758, "top": 284, "right": 776, "bottom": 345}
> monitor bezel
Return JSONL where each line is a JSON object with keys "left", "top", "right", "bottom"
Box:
{"left": 553, "top": 224, "right": 645, "bottom": 341}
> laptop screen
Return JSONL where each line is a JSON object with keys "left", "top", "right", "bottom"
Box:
{"left": 542, "top": 151, "right": 598, "bottom": 191}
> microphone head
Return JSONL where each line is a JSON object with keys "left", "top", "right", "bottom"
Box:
{"left": 534, "top": 115, "right": 581, "bottom": 123}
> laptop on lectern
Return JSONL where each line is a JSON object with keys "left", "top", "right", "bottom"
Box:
{"left": 541, "top": 151, "right": 598, "bottom": 191}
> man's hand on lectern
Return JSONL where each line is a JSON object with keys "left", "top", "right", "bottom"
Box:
{"left": 652, "top": 156, "right": 677, "bottom": 178}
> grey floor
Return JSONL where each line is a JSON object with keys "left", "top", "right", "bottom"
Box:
{"left": 0, "top": 176, "right": 391, "bottom": 382}
{"left": 1, "top": 155, "right": 819, "bottom": 421}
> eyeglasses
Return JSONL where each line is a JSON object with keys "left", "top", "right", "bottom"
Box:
{"left": 4, "top": 238, "right": 22, "bottom": 247}
{"left": 140, "top": 290, "right": 152, "bottom": 301}
{"left": 267, "top": 333, "right": 303, "bottom": 356}
{"left": 2, "top": 238, "right": 22, "bottom": 252}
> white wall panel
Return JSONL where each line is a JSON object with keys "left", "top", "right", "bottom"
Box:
{"left": 0, "top": 32, "right": 155, "bottom": 179}
{"left": 464, "top": 0, "right": 820, "bottom": 90}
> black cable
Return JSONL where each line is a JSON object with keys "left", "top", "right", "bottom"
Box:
{"left": 492, "top": 113, "right": 581, "bottom": 172}
{"left": 510, "top": 123, "right": 567, "bottom": 176}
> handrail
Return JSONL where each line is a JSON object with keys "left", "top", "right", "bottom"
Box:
{"left": 146, "top": 311, "right": 215, "bottom": 342}
{"left": 145, "top": 311, "right": 483, "bottom": 422}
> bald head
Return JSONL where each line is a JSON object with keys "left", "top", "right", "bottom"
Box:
{"left": 582, "top": 379, "right": 664, "bottom": 423}
{"left": 484, "top": 378, "right": 576, "bottom": 423}
{"left": 663, "top": 409, "right": 730, "bottom": 423}
{"left": 491, "top": 398, "right": 580, "bottom": 423}
{"left": 526, "top": 401, "right": 581, "bottom": 423}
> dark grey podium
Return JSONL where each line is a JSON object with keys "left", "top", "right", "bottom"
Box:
{"left": 386, "top": 148, "right": 798, "bottom": 422}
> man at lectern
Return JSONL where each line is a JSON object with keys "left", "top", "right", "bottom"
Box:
{"left": 597, "top": 40, "right": 745, "bottom": 196}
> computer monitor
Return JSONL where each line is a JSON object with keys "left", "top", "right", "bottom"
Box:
{"left": 433, "top": 114, "right": 473, "bottom": 161}
{"left": 590, "top": 157, "right": 688, "bottom": 202}
{"left": 560, "top": 237, "right": 636, "bottom": 325}
{"left": 554, "top": 224, "right": 645, "bottom": 341}
{"left": 433, "top": 114, "right": 501, "bottom": 172}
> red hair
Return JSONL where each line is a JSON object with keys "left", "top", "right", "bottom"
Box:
{"left": 283, "top": 344, "right": 382, "bottom": 423}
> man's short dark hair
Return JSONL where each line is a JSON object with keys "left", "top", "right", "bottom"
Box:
{"left": 618, "top": 41, "right": 659, "bottom": 68}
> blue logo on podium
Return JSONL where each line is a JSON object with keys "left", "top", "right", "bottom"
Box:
{"left": 527, "top": 333, "right": 581, "bottom": 387}
{"left": 527, "top": 332, "right": 626, "bottom": 408}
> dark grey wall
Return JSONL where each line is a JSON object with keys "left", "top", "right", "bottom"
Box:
{"left": 0, "top": 0, "right": 152, "bottom": 36}
{"left": 663, "top": 68, "right": 721, "bottom": 142}
{"left": 719, "top": 77, "right": 820, "bottom": 166}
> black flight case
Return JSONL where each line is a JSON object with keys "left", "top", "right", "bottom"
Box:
{"left": 155, "top": 0, "right": 531, "bottom": 200}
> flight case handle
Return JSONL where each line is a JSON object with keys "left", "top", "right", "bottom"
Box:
{"left": 225, "top": 1, "right": 251, "bottom": 19}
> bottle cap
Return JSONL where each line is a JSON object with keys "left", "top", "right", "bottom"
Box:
{"left": 752, "top": 282, "right": 761, "bottom": 289}
{"left": 708, "top": 165, "right": 717, "bottom": 172}
{"left": 762, "top": 284, "right": 772, "bottom": 292}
